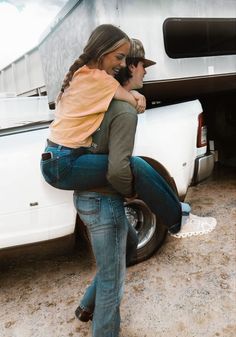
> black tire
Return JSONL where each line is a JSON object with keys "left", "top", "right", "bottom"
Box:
{"left": 125, "top": 157, "right": 179, "bottom": 266}
{"left": 124, "top": 198, "right": 167, "bottom": 266}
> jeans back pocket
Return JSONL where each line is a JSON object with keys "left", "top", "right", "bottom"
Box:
{"left": 73, "top": 194, "right": 100, "bottom": 226}
{"left": 40, "top": 149, "right": 71, "bottom": 185}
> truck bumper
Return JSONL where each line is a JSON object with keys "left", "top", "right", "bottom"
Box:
{"left": 193, "top": 152, "right": 215, "bottom": 184}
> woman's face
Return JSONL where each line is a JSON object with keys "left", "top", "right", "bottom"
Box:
{"left": 99, "top": 41, "right": 130, "bottom": 77}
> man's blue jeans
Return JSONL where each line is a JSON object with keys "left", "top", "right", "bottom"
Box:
{"left": 41, "top": 146, "right": 181, "bottom": 229}
{"left": 73, "top": 192, "right": 133, "bottom": 337}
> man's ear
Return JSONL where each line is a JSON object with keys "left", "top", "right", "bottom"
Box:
{"left": 128, "top": 64, "right": 136, "bottom": 73}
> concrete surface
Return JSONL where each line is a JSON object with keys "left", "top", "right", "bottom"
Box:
{"left": 0, "top": 165, "right": 235, "bottom": 337}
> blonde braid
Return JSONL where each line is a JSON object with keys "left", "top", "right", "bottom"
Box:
{"left": 56, "top": 53, "right": 90, "bottom": 102}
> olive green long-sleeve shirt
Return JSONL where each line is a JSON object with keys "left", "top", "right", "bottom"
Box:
{"left": 89, "top": 100, "right": 138, "bottom": 197}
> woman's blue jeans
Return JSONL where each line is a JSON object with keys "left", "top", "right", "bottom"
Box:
{"left": 40, "top": 145, "right": 181, "bottom": 230}
{"left": 73, "top": 192, "right": 131, "bottom": 337}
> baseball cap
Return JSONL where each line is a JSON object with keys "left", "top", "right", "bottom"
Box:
{"left": 128, "top": 38, "right": 156, "bottom": 68}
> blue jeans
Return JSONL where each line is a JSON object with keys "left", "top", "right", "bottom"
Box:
{"left": 40, "top": 145, "right": 109, "bottom": 190}
{"left": 40, "top": 145, "right": 181, "bottom": 229}
{"left": 73, "top": 192, "right": 133, "bottom": 337}
{"left": 130, "top": 156, "right": 182, "bottom": 233}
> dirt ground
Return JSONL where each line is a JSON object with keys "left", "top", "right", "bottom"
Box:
{"left": 0, "top": 165, "right": 235, "bottom": 337}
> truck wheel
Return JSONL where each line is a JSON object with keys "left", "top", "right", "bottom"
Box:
{"left": 124, "top": 156, "right": 178, "bottom": 266}
{"left": 124, "top": 198, "right": 167, "bottom": 266}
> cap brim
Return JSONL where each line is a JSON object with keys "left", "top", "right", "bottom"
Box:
{"left": 143, "top": 58, "right": 156, "bottom": 68}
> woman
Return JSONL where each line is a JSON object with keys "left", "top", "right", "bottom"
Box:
{"left": 40, "top": 24, "right": 144, "bottom": 193}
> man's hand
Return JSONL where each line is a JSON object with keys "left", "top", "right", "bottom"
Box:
{"left": 130, "top": 90, "right": 146, "bottom": 114}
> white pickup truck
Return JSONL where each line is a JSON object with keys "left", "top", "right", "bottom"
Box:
{"left": 0, "top": 95, "right": 214, "bottom": 265}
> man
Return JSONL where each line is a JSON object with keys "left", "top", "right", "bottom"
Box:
{"left": 73, "top": 39, "right": 156, "bottom": 337}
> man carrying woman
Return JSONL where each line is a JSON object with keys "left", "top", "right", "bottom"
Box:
{"left": 40, "top": 24, "right": 216, "bottom": 337}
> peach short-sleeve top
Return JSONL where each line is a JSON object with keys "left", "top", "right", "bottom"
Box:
{"left": 49, "top": 65, "right": 120, "bottom": 148}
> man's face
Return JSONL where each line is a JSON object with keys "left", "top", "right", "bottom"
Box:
{"left": 130, "top": 61, "right": 147, "bottom": 89}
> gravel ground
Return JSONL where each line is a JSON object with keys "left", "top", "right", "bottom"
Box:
{"left": 0, "top": 165, "right": 235, "bottom": 337}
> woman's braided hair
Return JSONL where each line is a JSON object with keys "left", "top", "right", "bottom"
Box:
{"left": 57, "top": 24, "right": 130, "bottom": 102}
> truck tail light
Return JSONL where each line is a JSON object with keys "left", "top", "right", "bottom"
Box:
{"left": 197, "top": 112, "right": 207, "bottom": 147}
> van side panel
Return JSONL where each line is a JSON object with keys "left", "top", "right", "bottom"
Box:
{"left": 38, "top": 0, "right": 236, "bottom": 104}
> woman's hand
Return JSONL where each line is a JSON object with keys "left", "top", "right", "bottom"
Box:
{"left": 114, "top": 85, "right": 138, "bottom": 108}
{"left": 114, "top": 86, "right": 146, "bottom": 112}
{"left": 130, "top": 90, "right": 146, "bottom": 114}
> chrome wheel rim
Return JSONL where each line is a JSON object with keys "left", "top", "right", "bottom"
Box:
{"left": 124, "top": 199, "right": 156, "bottom": 249}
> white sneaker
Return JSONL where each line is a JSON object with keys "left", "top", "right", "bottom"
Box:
{"left": 171, "top": 213, "right": 217, "bottom": 238}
